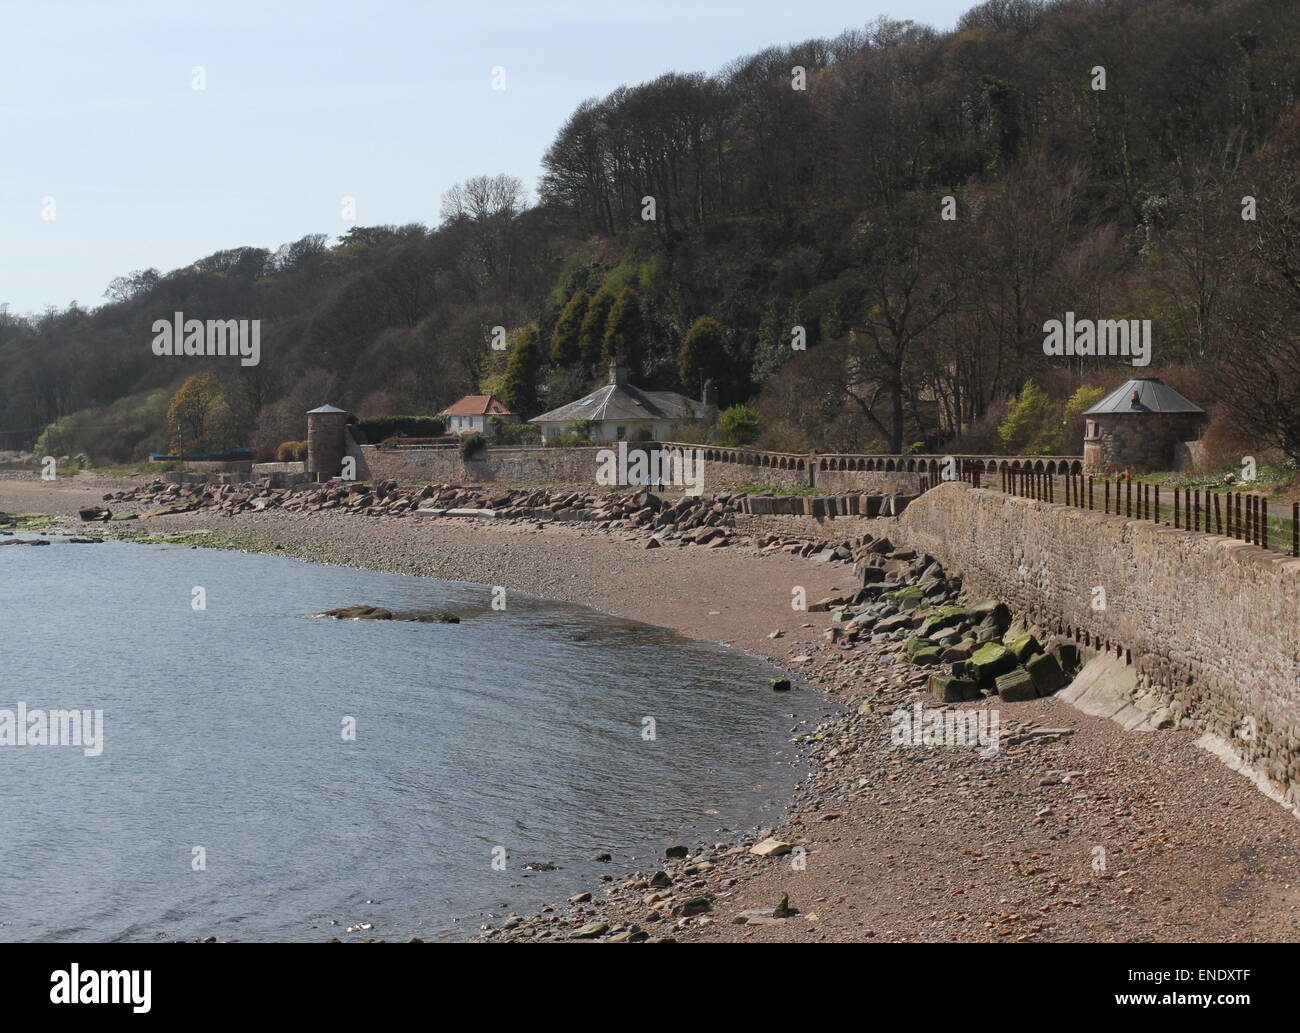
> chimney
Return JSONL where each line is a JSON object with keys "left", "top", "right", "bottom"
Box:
{"left": 702, "top": 378, "right": 718, "bottom": 408}
{"left": 608, "top": 363, "right": 627, "bottom": 386}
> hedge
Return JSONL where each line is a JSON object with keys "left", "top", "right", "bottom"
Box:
{"left": 351, "top": 415, "right": 445, "bottom": 443}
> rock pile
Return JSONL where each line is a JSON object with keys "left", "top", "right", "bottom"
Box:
{"left": 796, "top": 531, "right": 1082, "bottom": 704}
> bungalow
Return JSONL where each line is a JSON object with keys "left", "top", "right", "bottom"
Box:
{"left": 439, "top": 395, "right": 518, "bottom": 436}
{"left": 529, "top": 364, "right": 717, "bottom": 444}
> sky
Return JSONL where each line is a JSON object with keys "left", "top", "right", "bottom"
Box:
{"left": 0, "top": 0, "right": 973, "bottom": 314}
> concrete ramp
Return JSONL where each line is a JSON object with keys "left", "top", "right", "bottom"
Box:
{"left": 1058, "top": 653, "right": 1172, "bottom": 731}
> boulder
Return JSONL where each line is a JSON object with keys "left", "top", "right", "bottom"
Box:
{"left": 995, "top": 668, "right": 1037, "bottom": 702}
{"left": 965, "top": 642, "right": 1017, "bottom": 687}
{"left": 750, "top": 838, "right": 794, "bottom": 857}
{"left": 969, "top": 599, "right": 1011, "bottom": 629}
{"left": 942, "top": 638, "right": 977, "bottom": 662}
{"left": 408, "top": 611, "right": 461, "bottom": 624}
{"left": 769, "top": 677, "right": 792, "bottom": 692}
{"left": 1047, "top": 636, "right": 1081, "bottom": 673}
{"left": 1026, "top": 651, "right": 1067, "bottom": 695}
{"left": 320, "top": 606, "right": 393, "bottom": 620}
{"left": 929, "top": 675, "right": 980, "bottom": 702}
{"left": 1007, "top": 632, "right": 1042, "bottom": 663}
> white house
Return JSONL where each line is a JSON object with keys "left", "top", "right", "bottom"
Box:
{"left": 439, "top": 395, "right": 518, "bottom": 436}
{"left": 529, "top": 364, "right": 717, "bottom": 443}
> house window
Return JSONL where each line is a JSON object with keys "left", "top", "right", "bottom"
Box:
{"left": 616, "top": 426, "right": 627, "bottom": 439}
{"left": 1085, "top": 420, "right": 1098, "bottom": 440}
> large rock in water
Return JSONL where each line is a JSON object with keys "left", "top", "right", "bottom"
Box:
{"left": 320, "top": 606, "right": 393, "bottom": 620}
{"left": 407, "top": 611, "right": 461, "bottom": 624}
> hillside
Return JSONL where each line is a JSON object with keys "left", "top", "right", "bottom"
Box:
{"left": 3, "top": 0, "right": 1300, "bottom": 466}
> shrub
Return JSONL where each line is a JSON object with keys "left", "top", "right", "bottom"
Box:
{"left": 276, "top": 441, "right": 308, "bottom": 461}
{"left": 459, "top": 434, "right": 487, "bottom": 459}
{"left": 490, "top": 421, "right": 542, "bottom": 446}
{"left": 352, "top": 415, "right": 445, "bottom": 444}
{"left": 718, "top": 404, "right": 759, "bottom": 446}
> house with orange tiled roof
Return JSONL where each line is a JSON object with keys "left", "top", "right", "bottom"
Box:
{"left": 438, "top": 395, "right": 519, "bottom": 437}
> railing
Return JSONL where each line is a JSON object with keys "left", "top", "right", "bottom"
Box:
{"left": 659, "top": 442, "right": 1083, "bottom": 478}
{"left": 998, "top": 468, "right": 1298, "bottom": 557}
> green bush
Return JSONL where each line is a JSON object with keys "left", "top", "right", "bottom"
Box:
{"left": 353, "top": 415, "right": 445, "bottom": 444}
{"left": 490, "top": 420, "right": 541, "bottom": 445}
{"left": 718, "top": 404, "right": 759, "bottom": 446}
{"left": 459, "top": 434, "right": 487, "bottom": 459}
{"left": 275, "top": 441, "right": 308, "bottom": 461}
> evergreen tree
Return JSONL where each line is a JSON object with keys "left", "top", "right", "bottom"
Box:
{"left": 579, "top": 286, "right": 616, "bottom": 367}
{"left": 602, "top": 287, "right": 643, "bottom": 368}
{"left": 499, "top": 324, "right": 542, "bottom": 416}
{"left": 678, "top": 315, "right": 728, "bottom": 396}
{"left": 550, "top": 289, "right": 588, "bottom": 365}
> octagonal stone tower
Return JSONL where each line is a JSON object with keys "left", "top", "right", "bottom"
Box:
{"left": 306, "top": 404, "right": 349, "bottom": 480}
{"left": 1082, "top": 378, "right": 1207, "bottom": 475}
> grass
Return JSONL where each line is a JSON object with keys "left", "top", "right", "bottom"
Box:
{"left": 1008, "top": 478, "right": 1300, "bottom": 553}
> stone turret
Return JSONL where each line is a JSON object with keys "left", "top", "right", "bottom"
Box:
{"left": 306, "top": 404, "right": 349, "bottom": 480}
{"left": 1082, "top": 378, "right": 1207, "bottom": 474}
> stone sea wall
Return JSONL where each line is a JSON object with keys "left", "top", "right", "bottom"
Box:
{"left": 900, "top": 482, "right": 1300, "bottom": 800}
{"left": 358, "top": 445, "right": 604, "bottom": 485}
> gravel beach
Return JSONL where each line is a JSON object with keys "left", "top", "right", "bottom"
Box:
{"left": 5, "top": 471, "right": 1300, "bottom": 944}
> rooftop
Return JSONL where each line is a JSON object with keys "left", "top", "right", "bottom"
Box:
{"left": 440, "top": 395, "right": 513, "bottom": 417}
{"left": 1084, "top": 378, "right": 1206, "bottom": 415}
{"left": 530, "top": 380, "right": 712, "bottom": 425}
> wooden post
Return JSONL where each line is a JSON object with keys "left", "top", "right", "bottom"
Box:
{"left": 1214, "top": 491, "right": 1222, "bottom": 534}
{"left": 1104, "top": 479, "right": 1110, "bottom": 514}
{"left": 1262, "top": 496, "right": 1269, "bottom": 550}
{"left": 1174, "top": 487, "right": 1181, "bottom": 529}
{"left": 1293, "top": 501, "right": 1298, "bottom": 557}
{"left": 1088, "top": 477, "right": 1094, "bottom": 510}
{"left": 1125, "top": 476, "right": 1132, "bottom": 518}
{"left": 1155, "top": 484, "right": 1161, "bottom": 523}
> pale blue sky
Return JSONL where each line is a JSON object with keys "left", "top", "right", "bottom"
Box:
{"left": 1, "top": 0, "right": 972, "bottom": 314}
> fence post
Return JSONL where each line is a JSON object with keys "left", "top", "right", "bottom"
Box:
{"left": 1174, "top": 487, "right": 1181, "bottom": 529}
{"left": 1293, "top": 501, "right": 1298, "bottom": 557}
{"left": 1104, "top": 479, "right": 1110, "bottom": 514}
{"left": 1154, "top": 484, "right": 1160, "bottom": 523}
{"left": 1262, "top": 496, "right": 1269, "bottom": 550}
{"left": 1125, "top": 476, "right": 1132, "bottom": 518}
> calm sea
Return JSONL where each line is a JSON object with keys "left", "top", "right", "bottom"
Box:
{"left": 0, "top": 536, "right": 821, "bottom": 941}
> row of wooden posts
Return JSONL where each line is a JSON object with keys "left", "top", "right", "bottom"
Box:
{"left": 997, "top": 467, "right": 1297, "bottom": 556}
